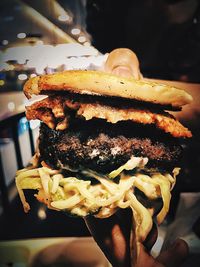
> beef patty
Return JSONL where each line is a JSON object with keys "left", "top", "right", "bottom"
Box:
{"left": 39, "top": 121, "right": 182, "bottom": 173}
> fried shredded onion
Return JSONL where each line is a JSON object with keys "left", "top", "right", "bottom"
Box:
{"left": 15, "top": 160, "right": 179, "bottom": 242}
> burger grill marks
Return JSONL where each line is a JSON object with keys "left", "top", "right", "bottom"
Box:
{"left": 26, "top": 94, "right": 192, "bottom": 138}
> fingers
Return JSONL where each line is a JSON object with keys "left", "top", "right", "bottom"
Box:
{"left": 136, "top": 239, "right": 189, "bottom": 267}
{"left": 84, "top": 209, "right": 132, "bottom": 267}
{"left": 156, "top": 238, "right": 189, "bottom": 267}
{"left": 135, "top": 244, "right": 158, "bottom": 267}
{"left": 85, "top": 215, "right": 130, "bottom": 267}
{"left": 104, "top": 48, "right": 142, "bottom": 79}
{"left": 112, "top": 65, "right": 134, "bottom": 78}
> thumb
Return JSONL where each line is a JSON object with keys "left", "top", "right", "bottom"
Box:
{"left": 156, "top": 239, "right": 189, "bottom": 267}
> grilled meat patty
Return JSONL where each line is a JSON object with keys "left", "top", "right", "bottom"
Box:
{"left": 39, "top": 120, "right": 182, "bottom": 173}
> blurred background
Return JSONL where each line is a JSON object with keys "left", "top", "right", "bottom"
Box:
{"left": 0, "top": 0, "right": 200, "bottom": 266}
{"left": 0, "top": 0, "right": 101, "bottom": 242}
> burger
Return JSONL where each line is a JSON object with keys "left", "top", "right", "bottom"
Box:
{"left": 15, "top": 49, "right": 192, "bottom": 250}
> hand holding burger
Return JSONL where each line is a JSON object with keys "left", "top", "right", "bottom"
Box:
{"left": 85, "top": 49, "right": 189, "bottom": 267}
{"left": 15, "top": 48, "right": 192, "bottom": 266}
{"left": 85, "top": 210, "right": 189, "bottom": 267}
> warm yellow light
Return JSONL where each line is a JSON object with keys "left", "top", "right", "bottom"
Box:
{"left": 2, "top": 40, "right": 8, "bottom": 45}
{"left": 83, "top": 41, "right": 91, "bottom": 47}
{"left": 8, "top": 102, "right": 15, "bottom": 111}
{"left": 0, "top": 80, "right": 5, "bottom": 86}
{"left": 71, "top": 28, "right": 81, "bottom": 35}
{"left": 30, "top": 73, "right": 37, "bottom": 78}
{"left": 78, "top": 36, "right": 86, "bottom": 43}
{"left": 58, "top": 13, "right": 70, "bottom": 22}
{"left": 18, "top": 74, "right": 28, "bottom": 80}
{"left": 7, "top": 64, "right": 15, "bottom": 71}
{"left": 17, "top": 32, "right": 26, "bottom": 39}
{"left": 38, "top": 207, "right": 47, "bottom": 220}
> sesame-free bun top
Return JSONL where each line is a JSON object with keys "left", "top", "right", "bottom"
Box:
{"left": 24, "top": 70, "right": 193, "bottom": 108}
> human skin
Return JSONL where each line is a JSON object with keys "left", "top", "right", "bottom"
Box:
{"left": 85, "top": 209, "right": 188, "bottom": 267}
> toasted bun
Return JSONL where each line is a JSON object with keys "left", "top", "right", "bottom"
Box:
{"left": 24, "top": 70, "right": 192, "bottom": 108}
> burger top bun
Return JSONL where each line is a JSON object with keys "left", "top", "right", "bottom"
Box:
{"left": 24, "top": 70, "right": 193, "bottom": 109}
